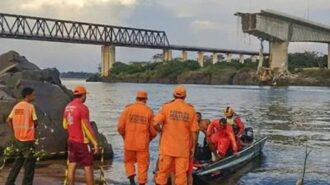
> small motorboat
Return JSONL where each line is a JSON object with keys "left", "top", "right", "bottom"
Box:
{"left": 193, "top": 136, "right": 267, "bottom": 183}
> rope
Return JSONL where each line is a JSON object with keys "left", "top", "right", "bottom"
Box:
{"left": 1, "top": 144, "right": 108, "bottom": 184}
{"left": 63, "top": 155, "right": 69, "bottom": 185}
{"left": 98, "top": 147, "right": 107, "bottom": 185}
{"left": 0, "top": 158, "right": 7, "bottom": 170}
{"left": 63, "top": 146, "right": 108, "bottom": 185}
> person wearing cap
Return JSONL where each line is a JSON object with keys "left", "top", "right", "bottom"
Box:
{"left": 154, "top": 86, "right": 199, "bottom": 185}
{"left": 6, "top": 87, "right": 38, "bottom": 185}
{"left": 224, "top": 106, "right": 245, "bottom": 149}
{"left": 118, "top": 90, "right": 157, "bottom": 185}
{"left": 207, "top": 118, "right": 238, "bottom": 160}
{"left": 63, "top": 85, "right": 99, "bottom": 185}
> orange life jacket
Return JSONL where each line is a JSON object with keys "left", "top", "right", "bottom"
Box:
{"left": 9, "top": 101, "right": 37, "bottom": 141}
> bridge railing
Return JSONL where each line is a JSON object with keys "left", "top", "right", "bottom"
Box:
{"left": 0, "top": 13, "right": 170, "bottom": 48}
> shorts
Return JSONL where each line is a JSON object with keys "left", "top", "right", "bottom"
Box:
{"left": 68, "top": 140, "right": 93, "bottom": 166}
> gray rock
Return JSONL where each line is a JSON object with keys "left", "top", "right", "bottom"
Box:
{"left": 211, "top": 72, "right": 234, "bottom": 84}
{"left": 0, "top": 89, "right": 16, "bottom": 148}
{"left": 7, "top": 70, "right": 43, "bottom": 90}
{"left": 232, "top": 70, "right": 259, "bottom": 85}
{"left": 0, "top": 51, "right": 40, "bottom": 73}
{"left": 0, "top": 51, "right": 113, "bottom": 159}
{"left": 177, "top": 71, "right": 211, "bottom": 84}
{"left": 91, "top": 121, "right": 114, "bottom": 159}
{"left": 0, "top": 91, "right": 16, "bottom": 123}
{"left": 41, "top": 68, "right": 61, "bottom": 85}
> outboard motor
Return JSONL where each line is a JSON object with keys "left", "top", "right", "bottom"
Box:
{"left": 241, "top": 127, "right": 254, "bottom": 143}
{"left": 194, "top": 138, "right": 212, "bottom": 161}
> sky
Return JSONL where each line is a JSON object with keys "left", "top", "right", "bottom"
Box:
{"left": 0, "top": 0, "right": 329, "bottom": 72}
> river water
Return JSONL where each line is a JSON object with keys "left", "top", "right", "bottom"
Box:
{"left": 2, "top": 80, "right": 329, "bottom": 185}
{"left": 60, "top": 79, "right": 330, "bottom": 185}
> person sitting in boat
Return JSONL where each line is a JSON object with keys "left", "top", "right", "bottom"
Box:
{"left": 224, "top": 106, "right": 245, "bottom": 149}
{"left": 196, "top": 112, "right": 211, "bottom": 135}
{"left": 207, "top": 118, "right": 238, "bottom": 160}
{"left": 194, "top": 112, "right": 212, "bottom": 161}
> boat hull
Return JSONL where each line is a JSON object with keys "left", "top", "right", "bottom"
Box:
{"left": 193, "top": 136, "right": 267, "bottom": 183}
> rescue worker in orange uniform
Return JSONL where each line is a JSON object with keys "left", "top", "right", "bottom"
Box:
{"left": 224, "top": 106, "right": 245, "bottom": 149}
{"left": 6, "top": 87, "right": 38, "bottom": 185}
{"left": 118, "top": 90, "right": 157, "bottom": 185}
{"left": 169, "top": 131, "right": 194, "bottom": 185}
{"left": 207, "top": 118, "right": 238, "bottom": 159}
{"left": 63, "top": 86, "right": 99, "bottom": 185}
{"left": 154, "top": 86, "right": 199, "bottom": 185}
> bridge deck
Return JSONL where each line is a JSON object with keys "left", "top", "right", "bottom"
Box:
{"left": 259, "top": 9, "right": 330, "bottom": 33}
{"left": 0, "top": 12, "right": 267, "bottom": 56}
{"left": 168, "top": 45, "right": 267, "bottom": 56}
{"left": 235, "top": 9, "right": 330, "bottom": 43}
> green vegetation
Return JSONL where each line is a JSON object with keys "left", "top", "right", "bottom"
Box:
{"left": 106, "top": 59, "right": 259, "bottom": 84}
{"left": 65, "top": 51, "right": 329, "bottom": 86}
{"left": 112, "top": 60, "right": 200, "bottom": 77}
{"left": 60, "top": 71, "right": 97, "bottom": 79}
{"left": 299, "top": 68, "right": 330, "bottom": 79}
{"left": 288, "top": 52, "right": 328, "bottom": 71}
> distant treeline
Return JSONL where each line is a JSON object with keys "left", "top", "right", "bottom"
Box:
{"left": 62, "top": 51, "right": 328, "bottom": 81}
{"left": 60, "top": 71, "right": 97, "bottom": 79}
{"left": 109, "top": 51, "right": 328, "bottom": 77}
{"left": 288, "top": 51, "right": 328, "bottom": 70}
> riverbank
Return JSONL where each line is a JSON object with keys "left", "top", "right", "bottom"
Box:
{"left": 87, "top": 61, "right": 330, "bottom": 86}
{"left": 0, "top": 159, "right": 116, "bottom": 185}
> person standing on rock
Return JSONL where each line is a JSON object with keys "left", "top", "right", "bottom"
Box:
{"left": 118, "top": 90, "right": 157, "bottom": 185}
{"left": 63, "top": 85, "right": 99, "bottom": 185}
{"left": 153, "top": 86, "right": 199, "bottom": 185}
{"left": 5, "top": 87, "right": 38, "bottom": 185}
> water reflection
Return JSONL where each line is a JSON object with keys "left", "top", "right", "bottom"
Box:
{"left": 61, "top": 80, "right": 330, "bottom": 185}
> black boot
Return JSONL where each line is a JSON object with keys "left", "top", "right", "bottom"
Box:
{"left": 128, "top": 175, "right": 136, "bottom": 185}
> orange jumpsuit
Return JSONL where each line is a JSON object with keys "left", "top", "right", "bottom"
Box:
{"left": 227, "top": 116, "right": 245, "bottom": 149}
{"left": 207, "top": 119, "right": 238, "bottom": 157}
{"left": 118, "top": 101, "right": 157, "bottom": 184}
{"left": 154, "top": 99, "right": 199, "bottom": 185}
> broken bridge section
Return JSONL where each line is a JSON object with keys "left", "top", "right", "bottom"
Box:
{"left": 235, "top": 9, "right": 330, "bottom": 71}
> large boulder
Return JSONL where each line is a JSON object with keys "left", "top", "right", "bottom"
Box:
{"left": 0, "top": 51, "right": 40, "bottom": 74}
{"left": 0, "top": 51, "right": 113, "bottom": 159}
{"left": 0, "top": 88, "right": 16, "bottom": 150}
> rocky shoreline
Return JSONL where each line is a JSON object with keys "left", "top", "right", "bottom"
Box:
{"left": 87, "top": 66, "right": 330, "bottom": 87}
{"left": 0, "top": 51, "right": 113, "bottom": 159}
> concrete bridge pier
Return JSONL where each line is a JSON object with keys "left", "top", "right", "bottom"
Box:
{"left": 197, "top": 51, "right": 204, "bottom": 67}
{"left": 251, "top": 55, "right": 257, "bottom": 63}
{"left": 163, "top": 49, "right": 172, "bottom": 62}
{"left": 212, "top": 53, "right": 218, "bottom": 64}
{"left": 270, "top": 41, "right": 289, "bottom": 71}
{"left": 258, "top": 53, "right": 264, "bottom": 69}
{"left": 181, "top": 50, "right": 188, "bottom": 62}
{"left": 226, "top": 53, "right": 232, "bottom": 63}
{"left": 328, "top": 43, "right": 330, "bottom": 69}
{"left": 239, "top": 54, "right": 245, "bottom": 64}
{"left": 101, "top": 45, "right": 115, "bottom": 77}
